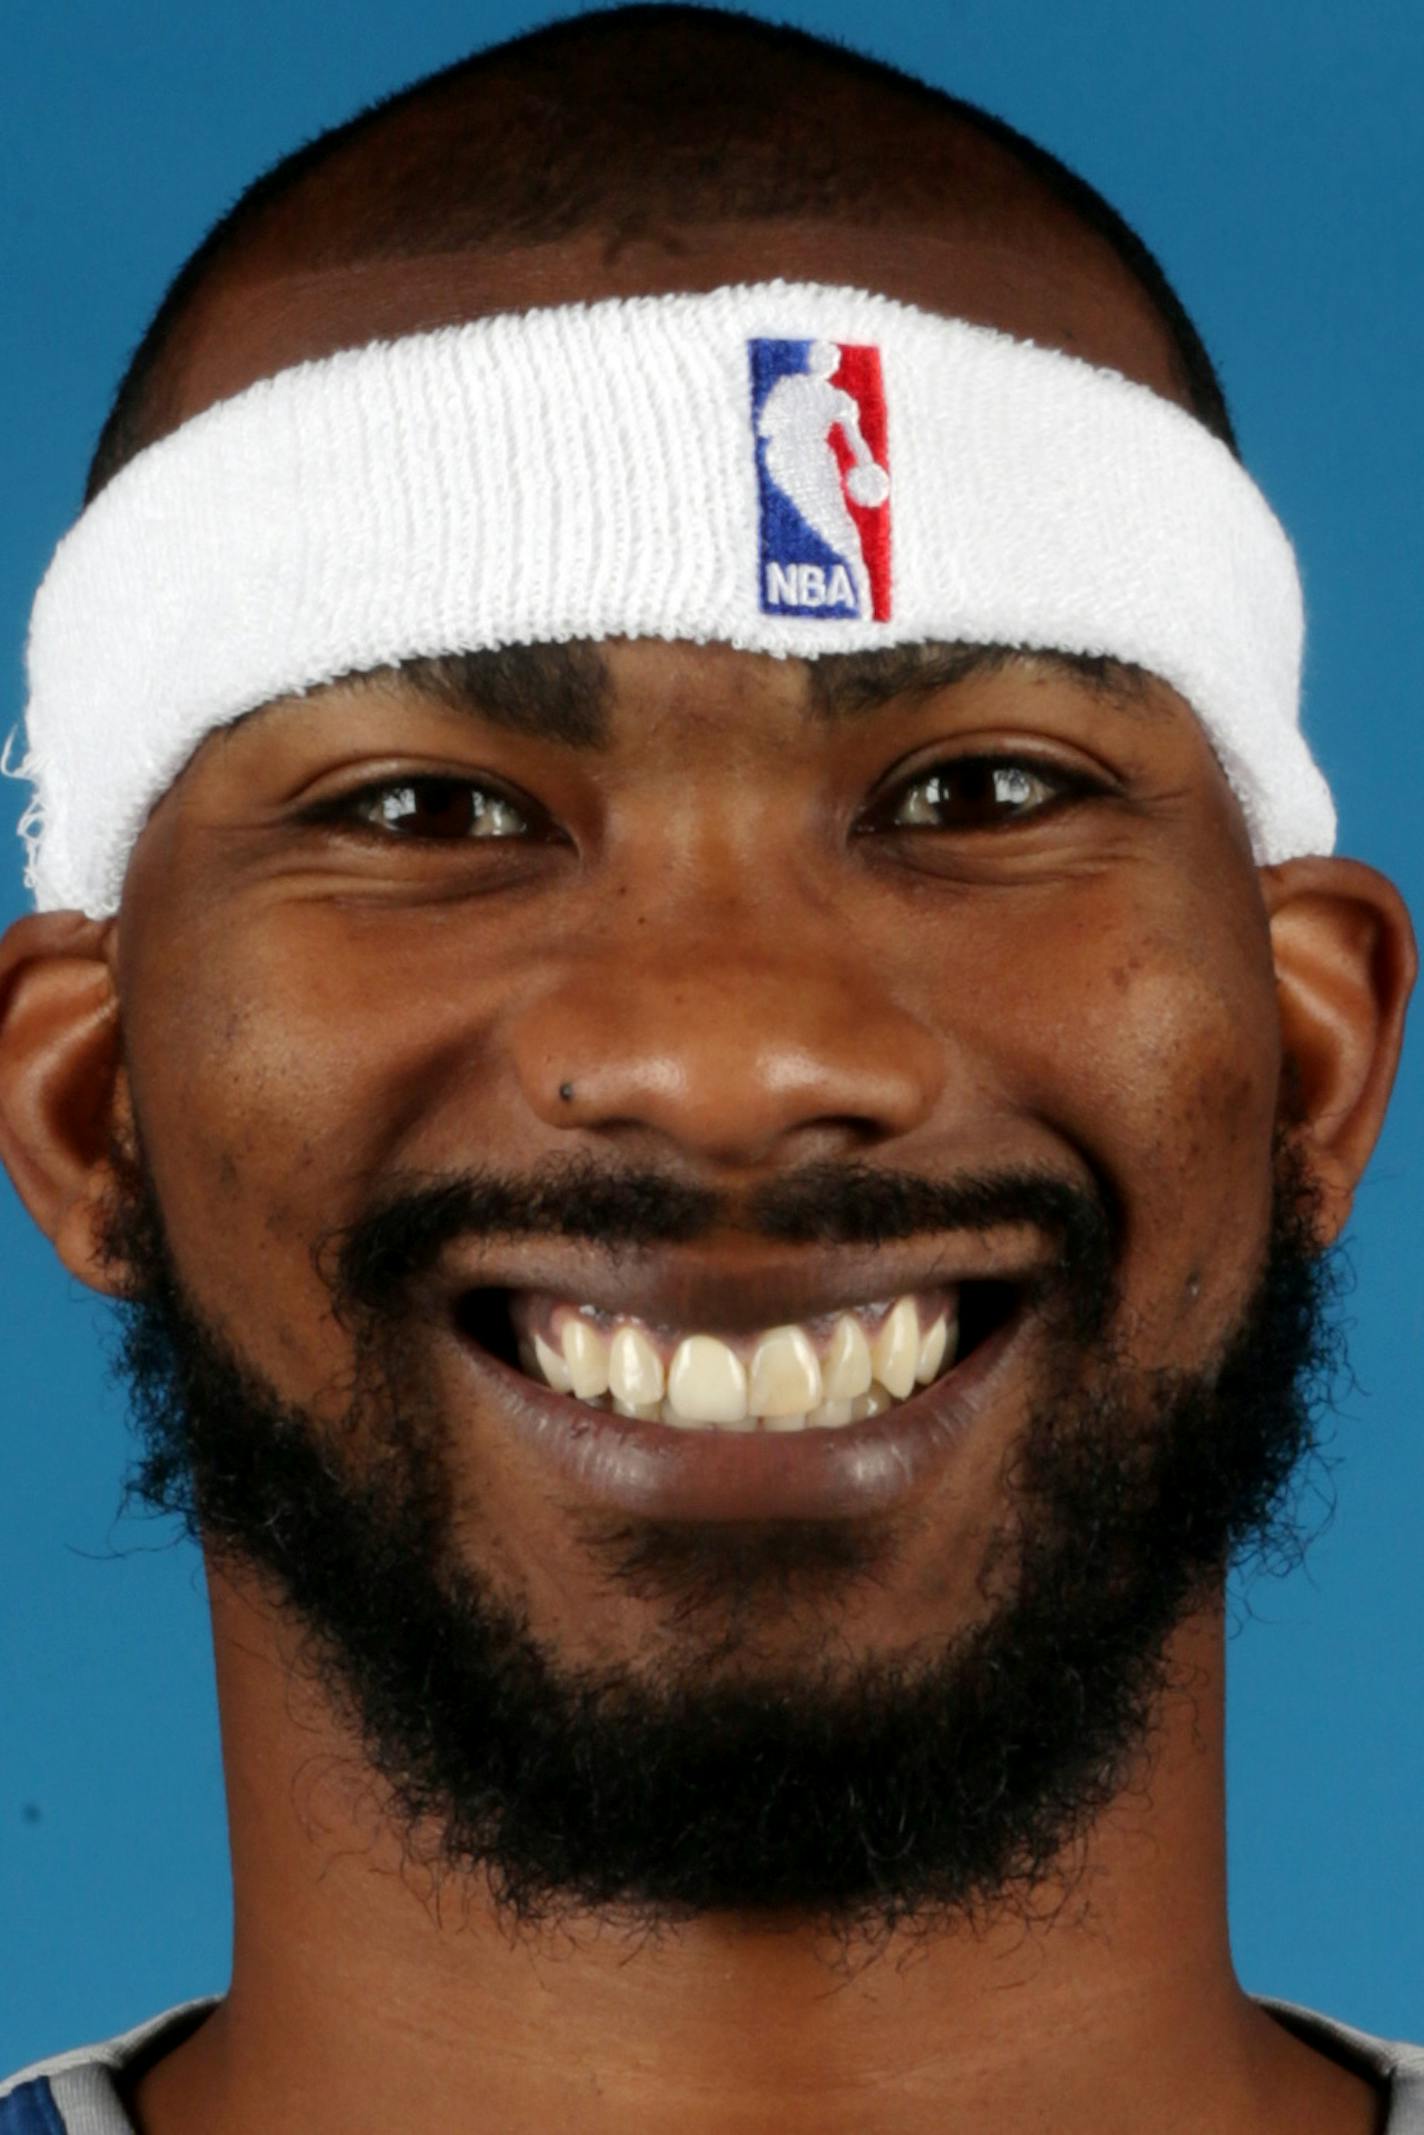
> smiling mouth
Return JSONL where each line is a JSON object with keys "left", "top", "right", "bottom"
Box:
{"left": 454, "top": 1281, "right": 1021, "bottom": 1434}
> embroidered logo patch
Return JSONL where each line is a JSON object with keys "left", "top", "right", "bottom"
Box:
{"left": 749, "top": 338, "right": 892, "bottom": 621}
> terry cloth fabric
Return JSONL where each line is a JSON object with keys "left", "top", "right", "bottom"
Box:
{"left": 17, "top": 278, "right": 1334, "bottom": 918}
{"left": 1, "top": 1996, "right": 1421, "bottom": 2128}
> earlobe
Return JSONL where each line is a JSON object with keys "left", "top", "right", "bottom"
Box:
{"left": 0, "top": 909, "right": 132, "bottom": 1294}
{"left": 1262, "top": 856, "right": 1417, "bottom": 1242}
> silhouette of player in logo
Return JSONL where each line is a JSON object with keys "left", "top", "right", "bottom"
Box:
{"left": 756, "top": 340, "right": 891, "bottom": 618}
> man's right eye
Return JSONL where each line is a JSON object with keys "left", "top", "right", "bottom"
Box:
{"left": 314, "top": 776, "right": 535, "bottom": 840}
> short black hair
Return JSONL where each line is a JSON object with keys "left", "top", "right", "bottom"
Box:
{"left": 84, "top": 3, "right": 1236, "bottom": 502}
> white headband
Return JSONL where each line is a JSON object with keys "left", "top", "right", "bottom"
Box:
{"left": 17, "top": 279, "right": 1333, "bottom": 915}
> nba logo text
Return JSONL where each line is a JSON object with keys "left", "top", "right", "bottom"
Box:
{"left": 748, "top": 338, "right": 892, "bottom": 622}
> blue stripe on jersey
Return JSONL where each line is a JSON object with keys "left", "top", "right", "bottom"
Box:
{"left": 0, "top": 2079, "right": 66, "bottom": 2134}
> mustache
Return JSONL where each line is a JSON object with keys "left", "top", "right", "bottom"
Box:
{"left": 330, "top": 1149, "right": 1116, "bottom": 1317}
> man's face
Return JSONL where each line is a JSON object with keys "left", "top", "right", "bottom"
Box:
{"left": 95, "top": 218, "right": 1336, "bottom": 1939}
{"left": 52, "top": 216, "right": 1349, "bottom": 1955}
{"left": 119, "top": 632, "right": 1286, "bottom": 1541}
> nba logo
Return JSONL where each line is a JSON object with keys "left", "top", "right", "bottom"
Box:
{"left": 748, "top": 338, "right": 892, "bottom": 621}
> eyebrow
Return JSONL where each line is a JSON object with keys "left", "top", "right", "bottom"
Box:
{"left": 337, "top": 637, "right": 1164, "bottom": 752}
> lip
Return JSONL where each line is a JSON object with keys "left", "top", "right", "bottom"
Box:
{"left": 445, "top": 1301, "right": 1031, "bottom": 1520}
{"left": 435, "top": 1235, "right": 1047, "bottom": 1340}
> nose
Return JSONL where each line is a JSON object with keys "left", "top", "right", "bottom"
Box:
{"left": 507, "top": 903, "right": 946, "bottom": 1171}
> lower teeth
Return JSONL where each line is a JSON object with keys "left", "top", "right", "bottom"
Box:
{"left": 589, "top": 1384, "right": 898, "bottom": 1433}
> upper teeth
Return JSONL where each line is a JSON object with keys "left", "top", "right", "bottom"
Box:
{"left": 514, "top": 1292, "right": 956, "bottom": 1433}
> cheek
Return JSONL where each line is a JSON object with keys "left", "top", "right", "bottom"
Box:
{"left": 119, "top": 904, "right": 506, "bottom": 1384}
{"left": 949, "top": 880, "right": 1281, "bottom": 1357}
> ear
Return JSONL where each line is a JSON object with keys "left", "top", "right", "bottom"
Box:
{"left": 0, "top": 909, "right": 133, "bottom": 1294}
{"left": 1261, "top": 856, "right": 1416, "bottom": 1243}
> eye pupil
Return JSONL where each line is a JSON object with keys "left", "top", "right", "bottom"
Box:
{"left": 361, "top": 779, "right": 526, "bottom": 838}
{"left": 385, "top": 781, "right": 470, "bottom": 833}
{"left": 889, "top": 758, "right": 1058, "bottom": 831}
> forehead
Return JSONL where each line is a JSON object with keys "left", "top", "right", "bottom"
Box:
{"left": 163, "top": 216, "right": 1192, "bottom": 442}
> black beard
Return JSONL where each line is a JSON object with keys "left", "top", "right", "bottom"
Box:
{"left": 102, "top": 1138, "right": 1343, "bottom": 1962}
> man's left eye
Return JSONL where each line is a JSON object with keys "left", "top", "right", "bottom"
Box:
{"left": 879, "top": 756, "right": 1095, "bottom": 831}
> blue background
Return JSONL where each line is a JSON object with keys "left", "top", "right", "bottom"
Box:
{"left": 2, "top": 0, "right": 1420, "bottom": 2069}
